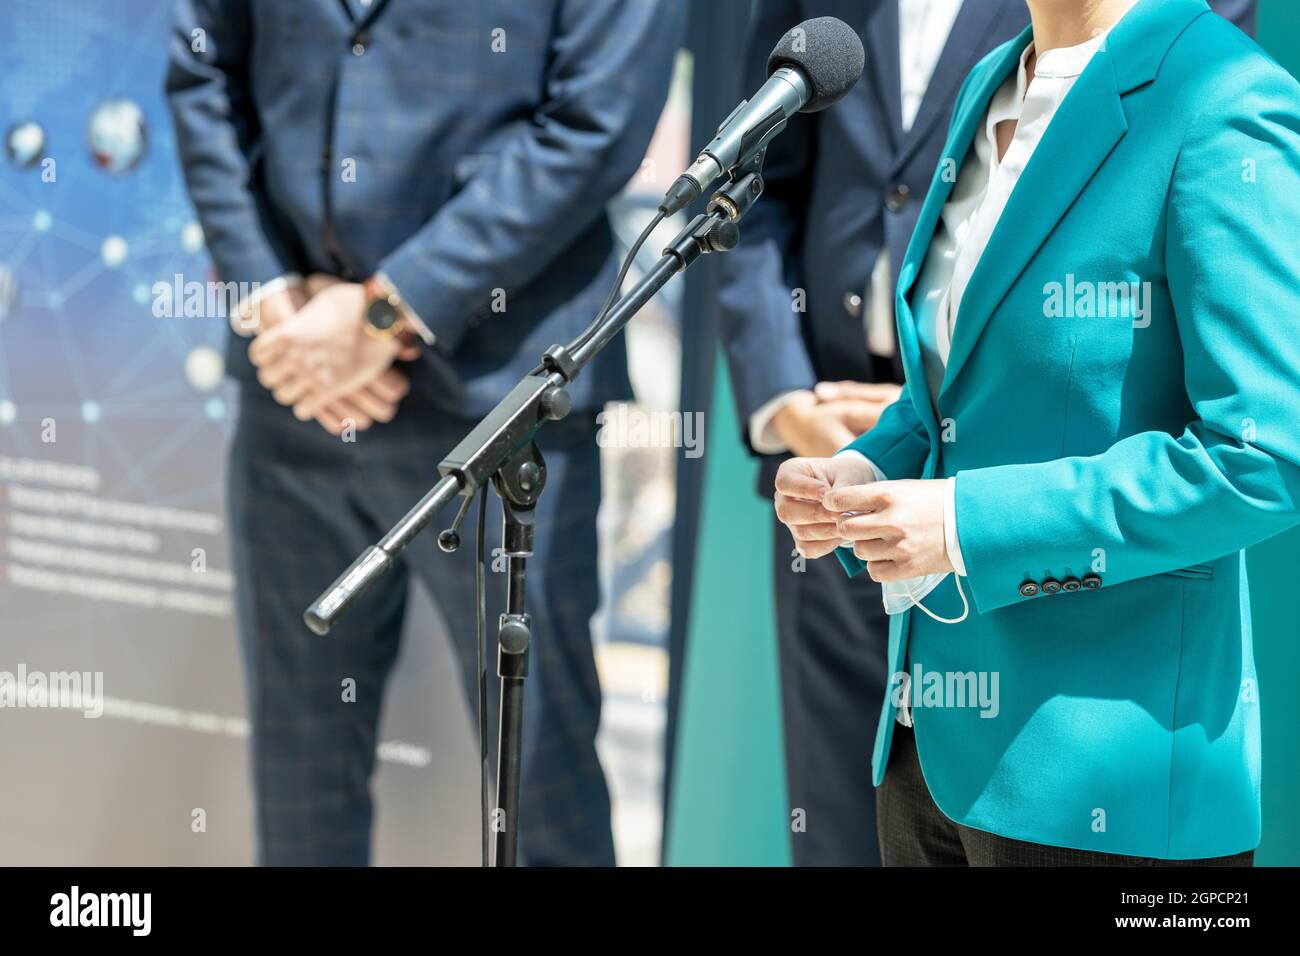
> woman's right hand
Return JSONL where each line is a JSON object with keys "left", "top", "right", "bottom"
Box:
{"left": 774, "top": 454, "right": 880, "bottom": 559}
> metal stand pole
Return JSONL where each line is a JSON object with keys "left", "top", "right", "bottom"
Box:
{"left": 488, "top": 444, "right": 544, "bottom": 865}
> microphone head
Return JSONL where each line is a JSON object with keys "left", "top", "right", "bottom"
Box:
{"left": 766, "top": 16, "right": 865, "bottom": 113}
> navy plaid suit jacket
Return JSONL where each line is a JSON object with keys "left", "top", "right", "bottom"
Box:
{"left": 166, "top": 0, "right": 682, "bottom": 415}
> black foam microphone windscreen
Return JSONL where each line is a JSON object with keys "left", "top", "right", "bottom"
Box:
{"left": 766, "top": 16, "right": 866, "bottom": 113}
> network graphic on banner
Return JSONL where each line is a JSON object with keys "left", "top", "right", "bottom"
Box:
{"left": 0, "top": 0, "right": 681, "bottom": 866}
{"left": 0, "top": 0, "right": 460, "bottom": 864}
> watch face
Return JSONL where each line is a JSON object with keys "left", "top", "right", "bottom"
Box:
{"left": 365, "top": 297, "right": 401, "bottom": 333}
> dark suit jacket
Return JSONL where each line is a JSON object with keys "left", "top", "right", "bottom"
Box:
{"left": 716, "top": 0, "right": 1256, "bottom": 463}
{"left": 166, "top": 0, "right": 681, "bottom": 416}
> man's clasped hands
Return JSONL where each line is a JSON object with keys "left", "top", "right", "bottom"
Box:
{"left": 242, "top": 274, "right": 418, "bottom": 435}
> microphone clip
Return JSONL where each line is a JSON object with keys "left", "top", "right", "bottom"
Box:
{"left": 707, "top": 150, "right": 766, "bottom": 223}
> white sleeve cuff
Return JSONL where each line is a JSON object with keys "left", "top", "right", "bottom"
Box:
{"left": 230, "top": 273, "right": 302, "bottom": 336}
{"left": 944, "top": 475, "right": 967, "bottom": 577}
{"left": 748, "top": 390, "right": 806, "bottom": 454}
{"left": 834, "top": 448, "right": 888, "bottom": 482}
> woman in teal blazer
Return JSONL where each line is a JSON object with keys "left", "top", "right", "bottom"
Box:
{"left": 776, "top": 0, "right": 1300, "bottom": 862}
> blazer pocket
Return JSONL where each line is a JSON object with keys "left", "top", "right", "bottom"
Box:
{"left": 1161, "top": 563, "right": 1214, "bottom": 581}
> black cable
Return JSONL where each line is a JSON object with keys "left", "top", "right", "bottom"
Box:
{"left": 475, "top": 484, "right": 489, "bottom": 867}
{"left": 532, "top": 209, "right": 665, "bottom": 375}
{"left": 588, "top": 209, "right": 664, "bottom": 336}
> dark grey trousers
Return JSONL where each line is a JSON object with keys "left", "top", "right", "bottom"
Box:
{"left": 877, "top": 722, "right": 1255, "bottom": 867}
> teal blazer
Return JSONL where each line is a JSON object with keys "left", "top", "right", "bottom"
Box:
{"left": 839, "top": 0, "right": 1300, "bottom": 859}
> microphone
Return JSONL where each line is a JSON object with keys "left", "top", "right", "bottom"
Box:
{"left": 659, "top": 16, "right": 865, "bottom": 215}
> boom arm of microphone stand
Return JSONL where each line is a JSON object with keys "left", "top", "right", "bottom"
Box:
{"left": 302, "top": 370, "right": 571, "bottom": 636}
{"left": 304, "top": 199, "right": 756, "bottom": 636}
{"left": 303, "top": 473, "right": 462, "bottom": 635}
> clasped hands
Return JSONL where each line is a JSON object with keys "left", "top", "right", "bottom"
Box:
{"left": 771, "top": 381, "right": 905, "bottom": 459}
{"left": 246, "top": 274, "right": 418, "bottom": 436}
{"left": 774, "top": 455, "right": 952, "bottom": 583}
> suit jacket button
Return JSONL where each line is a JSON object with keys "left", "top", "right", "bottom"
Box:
{"left": 1061, "top": 576, "right": 1082, "bottom": 592}
{"left": 843, "top": 292, "right": 862, "bottom": 316}
{"left": 1082, "top": 574, "right": 1102, "bottom": 590}
{"left": 885, "top": 184, "right": 911, "bottom": 212}
{"left": 1041, "top": 578, "right": 1062, "bottom": 595}
{"left": 1019, "top": 580, "right": 1040, "bottom": 597}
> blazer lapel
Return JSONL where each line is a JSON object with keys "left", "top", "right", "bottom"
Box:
{"left": 890, "top": 0, "right": 1003, "bottom": 176}
{"left": 891, "top": 29, "right": 1029, "bottom": 436}
{"left": 353, "top": 0, "right": 394, "bottom": 30}
{"left": 862, "top": 1, "right": 903, "bottom": 152}
{"left": 898, "top": 27, "right": 1027, "bottom": 306}
{"left": 938, "top": 0, "right": 1212, "bottom": 401}
{"left": 938, "top": 52, "right": 1127, "bottom": 399}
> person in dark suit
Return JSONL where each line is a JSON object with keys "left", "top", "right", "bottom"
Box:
{"left": 716, "top": 0, "right": 1254, "bottom": 867}
{"left": 166, "top": 0, "right": 681, "bottom": 865}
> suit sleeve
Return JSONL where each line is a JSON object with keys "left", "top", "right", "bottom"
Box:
{"left": 378, "top": 0, "right": 682, "bottom": 353}
{"left": 842, "top": 382, "right": 932, "bottom": 480}
{"left": 1209, "top": 0, "right": 1257, "bottom": 36}
{"left": 951, "top": 64, "right": 1300, "bottom": 614}
{"left": 713, "top": 0, "right": 819, "bottom": 448}
{"left": 164, "top": 0, "right": 295, "bottom": 287}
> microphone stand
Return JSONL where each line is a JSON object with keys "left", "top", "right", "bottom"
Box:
{"left": 304, "top": 160, "right": 766, "bottom": 866}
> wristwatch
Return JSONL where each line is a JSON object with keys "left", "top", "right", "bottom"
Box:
{"left": 362, "top": 275, "right": 410, "bottom": 340}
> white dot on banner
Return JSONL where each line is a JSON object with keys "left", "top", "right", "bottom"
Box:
{"left": 5, "top": 120, "right": 45, "bottom": 168}
{"left": 87, "top": 99, "right": 148, "bottom": 174}
{"left": 0, "top": 400, "right": 15, "bottom": 424}
{"left": 81, "top": 401, "right": 101, "bottom": 423}
{"left": 205, "top": 397, "right": 226, "bottom": 420}
{"left": 185, "top": 346, "right": 224, "bottom": 392}
{"left": 181, "top": 222, "right": 204, "bottom": 253}
{"left": 33, "top": 210, "right": 51, "bottom": 232}
{"left": 101, "top": 235, "right": 127, "bottom": 268}
{"left": 132, "top": 283, "right": 150, "bottom": 304}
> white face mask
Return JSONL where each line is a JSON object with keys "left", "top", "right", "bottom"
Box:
{"left": 881, "top": 571, "right": 969, "bottom": 624}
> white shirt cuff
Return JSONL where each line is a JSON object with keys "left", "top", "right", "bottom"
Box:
{"left": 374, "top": 270, "right": 436, "bottom": 347}
{"left": 944, "top": 475, "right": 967, "bottom": 577}
{"left": 748, "top": 390, "right": 806, "bottom": 454}
{"left": 230, "top": 273, "right": 302, "bottom": 336}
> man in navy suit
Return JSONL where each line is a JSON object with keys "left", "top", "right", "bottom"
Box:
{"left": 716, "top": 0, "right": 1254, "bottom": 866}
{"left": 166, "top": 0, "right": 680, "bottom": 865}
